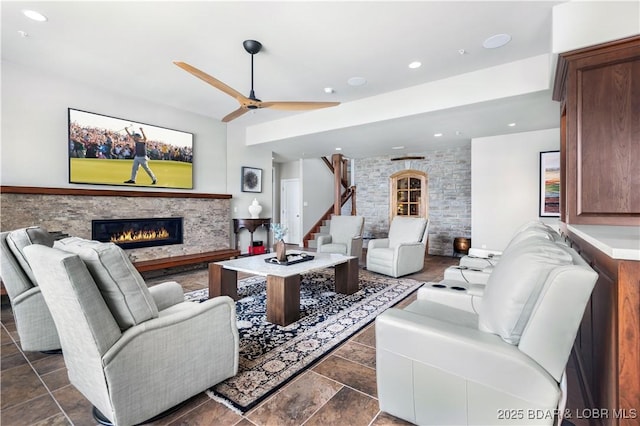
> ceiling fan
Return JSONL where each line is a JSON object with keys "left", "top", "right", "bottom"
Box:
{"left": 174, "top": 40, "right": 340, "bottom": 123}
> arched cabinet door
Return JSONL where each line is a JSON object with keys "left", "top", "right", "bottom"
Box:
{"left": 389, "top": 169, "right": 428, "bottom": 222}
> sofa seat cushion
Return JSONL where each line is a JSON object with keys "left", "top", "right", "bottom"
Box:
{"left": 54, "top": 238, "right": 158, "bottom": 330}
{"left": 367, "top": 246, "right": 395, "bottom": 262}
{"left": 6, "top": 227, "right": 55, "bottom": 285}
{"left": 478, "top": 237, "right": 573, "bottom": 345}
{"left": 318, "top": 243, "right": 347, "bottom": 254}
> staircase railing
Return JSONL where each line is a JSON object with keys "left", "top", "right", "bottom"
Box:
{"left": 302, "top": 185, "right": 356, "bottom": 248}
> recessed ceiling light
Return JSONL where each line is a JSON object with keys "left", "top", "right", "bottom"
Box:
{"left": 434, "top": 133, "right": 443, "bottom": 137}
{"left": 458, "top": 49, "right": 467, "bottom": 55}
{"left": 408, "top": 61, "right": 421, "bottom": 69}
{"left": 483, "top": 33, "right": 511, "bottom": 49}
{"left": 335, "top": 147, "right": 342, "bottom": 151}
{"left": 22, "top": 9, "right": 48, "bottom": 22}
{"left": 392, "top": 146, "right": 405, "bottom": 150}
{"left": 324, "top": 87, "right": 334, "bottom": 94}
{"left": 17, "top": 30, "right": 29, "bottom": 38}
{"left": 347, "top": 76, "right": 367, "bottom": 87}
{"left": 508, "top": 122, "right": 516, "bottom": 127}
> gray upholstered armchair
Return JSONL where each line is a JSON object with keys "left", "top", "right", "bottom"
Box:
{"left": 0, "top": 227, "right": 61, "bottom": 352}
{"left": 376, "top": 238, "right": 597, "bottom": 425}
{"left": 24, "top": 238, "right": 239, "bottom": 426}
{"left": 366, "top": 217, "right": 429, "bottom": 278}
{"left": 316, "top": 215, "right": 365, "bottom": 257}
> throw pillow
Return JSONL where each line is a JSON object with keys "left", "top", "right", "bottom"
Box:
{"left": 55, "top": 238, "right": 158, "bottom": 330}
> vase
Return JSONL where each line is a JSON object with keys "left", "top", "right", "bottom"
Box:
{"left": 274, "top": 239, "right": 287, "bottom": 262}
{"left": 248, "top": 198, "right": 262, "bottom": 219}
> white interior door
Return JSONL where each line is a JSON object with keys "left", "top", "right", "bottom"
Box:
{"left": 281, "top": 179, "right": 301, "bottom": 244}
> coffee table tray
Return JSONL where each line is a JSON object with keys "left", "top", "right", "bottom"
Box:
{"left": 265, "top": 253, "right": 315, "bottom": 266}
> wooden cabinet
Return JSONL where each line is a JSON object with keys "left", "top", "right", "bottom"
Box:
{"left": 389, "top": 170, "right": 427, "bottom": 221}
{"left": 553, "top": 35, "right": 640, "bottom": 226}
{"left": 562, "top": 226, "right": 640, "bottom": 426}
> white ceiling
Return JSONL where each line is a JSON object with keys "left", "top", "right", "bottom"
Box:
{"left": 1, "top": 1, "right": 564, "bottom": 161}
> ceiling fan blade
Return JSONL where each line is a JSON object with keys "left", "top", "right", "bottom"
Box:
{"left": 261, "top": 101, "right": 340, "bottom": 111}
{"left": 173, "top": 61, "right": 248, "bottom": 101}
{"left": 222, "top": 106, "right": 249, "bottom": 123}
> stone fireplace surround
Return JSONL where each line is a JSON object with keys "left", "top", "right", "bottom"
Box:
{"left": 0, "top": 186, "right": 232, "bottom": 263}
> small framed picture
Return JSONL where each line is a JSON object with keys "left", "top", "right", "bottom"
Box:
{"left": 539, "top": 151, "right": 560, "bottom": 217}
{"left": 242, "top": 167, "right": 262, "bottom": 193}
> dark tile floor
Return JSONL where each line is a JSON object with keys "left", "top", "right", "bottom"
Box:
{"left": 1, "top": 253, "right": 589, "bottom": 425}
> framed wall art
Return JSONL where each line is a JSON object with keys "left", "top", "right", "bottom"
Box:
{"left": 242, "top": 167, "right": 262, "bottom": 193}
{"left": 539, "top": 151, "right": 560, "bottom": 217}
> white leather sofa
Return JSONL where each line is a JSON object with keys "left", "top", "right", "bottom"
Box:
{"left": 376, "top": 237, "right": 597, "bottom": 425}
{"left": 445, "top": 221, "right": 565, "bottom": 285}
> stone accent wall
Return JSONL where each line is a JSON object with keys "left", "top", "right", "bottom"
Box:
{"left": 1, "top": 191, "right": 231, "bottom": 262}
{"left": 355, "top": 145, "right": 471, "bottom": 256}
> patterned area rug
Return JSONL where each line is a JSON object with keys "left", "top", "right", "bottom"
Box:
{"left": 185, "top": 268, "right": 423, "bottom": 413}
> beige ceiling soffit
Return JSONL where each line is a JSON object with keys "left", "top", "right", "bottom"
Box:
{"left": 245, "top": 54, "right": 552, "bottom": 147}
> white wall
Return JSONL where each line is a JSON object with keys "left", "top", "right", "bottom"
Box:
{"left": 1, "top": 60, "right": 227, "bottom": 193}
{"left": 552, "top": 1, "right": 640, "bottom": 53}
{"left": 471, "top": 128, "right": 560, "bottom": 251}
{"left": 301, "top": 158, "right": 334, "bottom": 234}
{"left": 225, "top": 123, "right": 273, "bottom": 253}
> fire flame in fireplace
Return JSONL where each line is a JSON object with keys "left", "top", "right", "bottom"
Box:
{"left": 110, "top": 227, "right": 170, "bottom": 244}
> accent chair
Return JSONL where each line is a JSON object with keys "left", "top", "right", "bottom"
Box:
{"left": 0, "top": 227, "right": 61, "bottom": 352}
{"left": 316, "top": 215, "right": 365, "bottom": 257}
{"left": 24, "top": 239, "right": 239, "bottom": 426}
{"left": 366, "top": 216, "right": 429, "bottom": 278}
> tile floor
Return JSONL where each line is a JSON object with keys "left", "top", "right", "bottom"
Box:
{"left": 1, "top": 253, "right": 589, "bottom": 425}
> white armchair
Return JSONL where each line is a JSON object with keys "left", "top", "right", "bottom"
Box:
{"left": 376, "top": 238, "right": 597, "bottom": 425}
{"left": 366, "top": 217, "right": 429, "bottom": 278}
{"left": 316, "top": 215, "right": 365, "bottom": 257}
{"left": 24, "top": 239, "right": 239, "bottom": 426}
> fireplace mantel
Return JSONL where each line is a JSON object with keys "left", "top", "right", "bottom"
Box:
{"left": 0, "top": 186, "right": 231, "bottom": 199}
{"left": 1, "top": 186, "right": 233, "bottom": 262}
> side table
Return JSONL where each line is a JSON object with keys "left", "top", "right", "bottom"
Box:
{"left": 233, "top": 218, "right": 271, "bottom": 253}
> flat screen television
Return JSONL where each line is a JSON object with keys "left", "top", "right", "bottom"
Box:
{"left": 68, "top": 108, "right": 193, "bottom": 189}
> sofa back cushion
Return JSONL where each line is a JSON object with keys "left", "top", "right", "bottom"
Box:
{"left": 329, "top": 216, "right": 364, "bottom": 245}
{"left": 478, "top": 237, "right": 573, "bottom": 344}
{"left": 54, "top": 238, "right": 158, "bottom": 330}
{"left": 5, "top": 227, "right": 55, "bottom": 286}
{"left": 388, "top": 217, "right": 427, "bottom": 248}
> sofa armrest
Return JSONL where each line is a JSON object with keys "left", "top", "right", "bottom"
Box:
{"left": 368, "top": 238, "right": 389, "bottom": 250}
{"left": 347, "top": 236, "right": 363, "bottom": 257}
{"left": 316, "top": 234, "right": 332, "bottom": 248}
{"left": 148, "top": 281, "right": 184, "bottom": 311}
{"left": 468, "top": 247, "right": 502, "bottom": 258}
{"left": 376, "top": 306, "right": 559, "bottom": 408}
{"left": 104, "top": 295, "right": 238, "bottom": 366}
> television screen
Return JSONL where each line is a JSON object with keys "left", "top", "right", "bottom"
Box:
{"left": 68, "top": 108, "right": 193, "bottom": 189}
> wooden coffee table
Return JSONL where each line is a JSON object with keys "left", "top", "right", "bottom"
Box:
{"left": 209, "top": 251, "right": 359, "bottom": 326}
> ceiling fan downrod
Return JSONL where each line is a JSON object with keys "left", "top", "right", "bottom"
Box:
{"left": 243, "top": 40, "right": 262, "bottom": 105}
